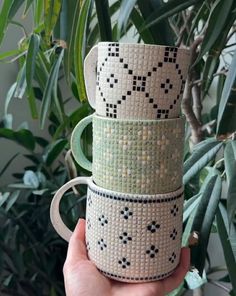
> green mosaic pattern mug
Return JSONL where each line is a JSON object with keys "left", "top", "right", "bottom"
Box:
{"left": 71, "top": 114, "right": 185, "bottom": 194}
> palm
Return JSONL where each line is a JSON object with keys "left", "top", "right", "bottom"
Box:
{"left": 63, "top": 220, "right": 190, "bottom": 296}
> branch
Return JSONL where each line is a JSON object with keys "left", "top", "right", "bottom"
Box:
{"left": 182, "top": 36, "right": 204, "bottom": 145}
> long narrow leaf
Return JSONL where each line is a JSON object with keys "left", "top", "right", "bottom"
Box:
{"left": 183, "top": 139, "right": 223, "bottom": 184}
{"left": 191, "top": 174, "right": 222, "bottom": 275}
{"left": 74, "top": 0, "right": 94, "bottom": 102}
{"left": 117, "top": 0, "right": 137, "bottom": 38}
{"left": 40, "top": 49, "right": 64, "bottom": 129}
{"left": 216, "top": 203, "right": 236, "bottom": 292}
{"left": 94, "top": 0, "right": 112, "bottom": 41}
{"left": 0, "top": 0, "right": 13, "bottom": 47}
{"left": 194, "top": 0, "right": 234, "bottom": 65}
{"left": 217, "top": 49, "right": 236, "bottom": 133}
{"left": 224, "top": 141, "right": 236, "bottom": 225}
{"left": 0, "top": 153, "right": 19, "bottom": 177}
{"left": 44, "top": 0, "right": 62, "bottom": 44}
{"left": 26, "top": 34, "right": 40, "bottom": 118}
{"left": 139, "top": 0, "right": 200, "bottom": 33}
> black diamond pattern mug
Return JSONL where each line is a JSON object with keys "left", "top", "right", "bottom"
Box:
{"left": 84, "top": 42, "right": 190, "bottom": 119}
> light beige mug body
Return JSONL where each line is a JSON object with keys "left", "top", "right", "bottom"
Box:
{"left": 50, "top": 177, "right": 184, "bottom": 283}
{"left": 84, "top": 42, "right": 190, "bottom": 120}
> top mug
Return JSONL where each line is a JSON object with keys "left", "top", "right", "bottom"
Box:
{"left": 84, "top": 42, "right": 190, "bottom": 120}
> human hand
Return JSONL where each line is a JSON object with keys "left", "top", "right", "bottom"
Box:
{"left": 63, "top": 219, "right": 190, "bottom": 296}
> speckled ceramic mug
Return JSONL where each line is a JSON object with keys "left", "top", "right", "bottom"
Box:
{"left": 50, "top": 177, "right": 184, "bottom": 283}
{"left": 71, "top": 114, "right": 185, "bottom": 194}
{"left": 84, "top": 42, "right": 190, "bottom": 119}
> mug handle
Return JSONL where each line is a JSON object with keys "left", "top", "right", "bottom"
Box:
{"left": 84, "top": 45, "right": 98, "bottom": 109}
{"left": 50, "top": 176, "right": 90, "bottom": 242}
{"left": 71, "top": 114, "right": 93, "bottom": 172}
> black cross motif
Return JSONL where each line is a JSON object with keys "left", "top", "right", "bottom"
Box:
{"left": 98, "top": 215, "right": 108, "bottom": 226}
{"left": 108, "top": 43, "right": 119, "bottom": 57}
{"left": 98, "top": 238, "right": 107, "bottom": 250}
{"left": 147, "top": 221, "right": 160, "bottom": 233}
{"left": 169, "top": 252, "right": 177, "bottom": 263}
{"left": 120, "top": 207, "right": 133, "bottom": 220}
{"left": 106, "top": 103, "right": 117, "bottom": 118}
{"left": 86, "top": 241, "right": 90, "bottom": 251}
{"left": 87, "top": 218, "right": 91, "bottom": 230}
{"left": 106, "top": 73, "right": 118, "bottom": 88}
{"left": 146, "top": 245, "right": 159, "bottom": 258}
{"left": 87, "top": 194, "right": 92, "bottom": 207}
{"left": 119, "top": 232, "right": 132, "bottom": 244}
{"left": 161, "top": 78, "right": 173, "bottom": 94}
{"left": 171, "top": 205, "right": 179, "bottom": 217}
{"left": 164, "top": 47, "right": 178, "bottom": 63}
{"left": 170, "top": 228, "right": 178, "bottom": 240}
{"left": 132, "top": 75, "right": 146, "bottom": 92}
{"left": 118, "top": 257, "right": 131, "bottom": 269}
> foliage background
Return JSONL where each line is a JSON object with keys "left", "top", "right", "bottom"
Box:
{"left": 0, "top": 0, "right": 236, "bottom": 295}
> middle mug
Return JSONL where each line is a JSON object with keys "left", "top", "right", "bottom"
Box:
{"left": 71, "top": 114, "right": 185, "bottom": 194}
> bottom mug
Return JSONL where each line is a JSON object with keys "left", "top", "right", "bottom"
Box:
{"left": 50, "top": 177, "right": 184, "bottom": 283}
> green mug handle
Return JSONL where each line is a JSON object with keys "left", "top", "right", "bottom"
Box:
{"left": 70, "top": 114, "right": 93, "bottom": 172}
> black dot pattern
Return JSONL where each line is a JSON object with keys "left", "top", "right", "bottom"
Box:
{"left": 119, "top": 232, "right": 132, "bottom": 244}
{"left": 118, "top": 257, "right": 131, "bottom": 269}
{"left": 170, "top": 228, "right": 178, "bottom": 240}
{"left": 171, "top": 205, "right": 179, "bottom": 217}
{"left": 98, "top": 215, "right": 108, "bottom": 226}
{"left": 169, "top": 252, "right": 177, "bottom": 263}
{"left": 147, "top": 221, "right": 160, "bottom": 233}
{"left": 120, "top": 207, "right": 133, "bottom": 220}
{"left": 98, "top": 238, "right": 107, "bottom": 250}
{"left": 146, "top": 245, "right": 159, "bottom": 258}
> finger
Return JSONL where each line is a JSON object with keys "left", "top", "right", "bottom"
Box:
{"left": 162, "top": 247, "right": 190, "bottom": 293}
{"left": 66, "top": 218, "right": 88, "bottom": 263}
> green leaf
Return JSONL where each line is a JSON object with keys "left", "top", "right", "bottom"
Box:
{"left": 0, "top": 0, "right": 13, "bottom": 47}
{"left": 8, "top": 0, "right": 25, "bottom": 19}
{"left": 216, "top": 203, "right": 236, "bottom": 292}
{"left": 74, "top": 0, "right": 94, "bottom": 102}
{"left": 40, "top": 49, "right": 64, "bottom": 129}
{"left": 224, "top": 141, "right": 236, "bottom": 225}
{"left": 139, "top": 0, "right": 200, "bottom": 34}
{"left": 0, "top": 49, "right": 23, "bottom": 61}
{"left": 130, "top": 7, "right": 155, "bottom": 44}
{"left": 217, "top": 49, "right": 236, "bottom": 133}
{"left": 195, "top": 0, "right": 234, "bottom": 65}
{"left": 182, "top": 206, "right": 197, "bottom": 247}
{"left": 191, "top": 174, "right": 222, "bottom": 275}
{"left": 26, "top": 33, "right": 40, "bottom": 119}
{"left": 6, "top": 191, "right": 20, "bottom": 212}
{"left": 183, "top": 139, "right": 223, "bottom": 184}
{"left": 0, "top": 153, "right": 19, "bottom": 178}
{"left": 14, "top": 62, "right": 27, "bottom": 99}
{"left": 44, "top": 0, "right": 62, "bottom": 44}
{"left": 0, "top": 128, "right": 35, "bottom": 151}
{"left": 183, "top": 193, "right": 201, "bottom": 222}
{"left": 4, "top": 83, "right": 17, "bottom": 115}
{"left": 185, "top": 269, "right": 207, "bottom": 290}
{"left": 43, "top": 139, "right": 67, "bottom": 166}
{"left": 95, "top": 0, "right": 112, "bottom": 41}
{"left": 117, "top": 0, "right": 138, "bottom": 38}
{"left": 0, "top": 192, "right": 10, "bottom": 207}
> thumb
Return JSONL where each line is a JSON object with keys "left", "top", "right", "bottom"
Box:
{"left": 65, "top": 219, "right": 88, "bottom": 263}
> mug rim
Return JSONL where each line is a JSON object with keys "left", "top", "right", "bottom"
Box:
{"left": 92, "top": 113, "right": 185, "bottom": 123}
{"left": 97, "top": 42, "right": 190, "bottom": 53}
{"left": 87, "top": 177, "right": 183, "bottom": 199}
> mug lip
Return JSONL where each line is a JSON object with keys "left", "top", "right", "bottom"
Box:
{"left": 92, "top": 113, "right": 185, "bottom": 123}
{"left": 97, "top": 41, "right": 190, "bottom": 52}
{"left": 87, "top": 177, "right": 183, "bottom": 199}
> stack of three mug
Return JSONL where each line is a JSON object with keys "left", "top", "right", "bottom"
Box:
{"left": 50, "top": 42, "right": 190, "bottom": 282}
